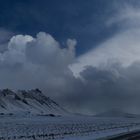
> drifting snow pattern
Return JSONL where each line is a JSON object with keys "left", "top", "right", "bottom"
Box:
{"left": 0, "top": 116, "right": 140, "bottom": 140}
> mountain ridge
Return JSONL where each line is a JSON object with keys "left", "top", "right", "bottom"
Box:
{"left": 0, "top": 89, "right": 67, "bottom": 116}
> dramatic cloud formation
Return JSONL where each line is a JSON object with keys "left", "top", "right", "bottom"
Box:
{"left": 0, "top": 32, "right": 76, "bottom": 94}
{"left": 71, "top": 29, "right": 140, "bottom": 77}
{"left": 67, "top": 63, "right": 140, "bottom": 114}
{"left": 1, "top": 2, "right": 140, "bottom": 115}
{"left": 68, "top": 3, "right": 140, "bottom": 114}
{"left": 71, "top": 3, "right": 140, "bottom": 75}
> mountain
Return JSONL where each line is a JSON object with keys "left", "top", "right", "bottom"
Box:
{"left": 95, "top": 108, "right": 140, "bottom": 118}
{"left": 0, "top": 89, "right": 67, "bottom": 116}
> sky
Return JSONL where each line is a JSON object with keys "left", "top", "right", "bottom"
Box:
{"left": 1, "top": 0, "right": 140, "bottom": 114}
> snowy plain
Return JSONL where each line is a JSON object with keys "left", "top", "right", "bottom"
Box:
{"left": 0, "top": 89, "right": 140, "bottom": 140}
{"left": 0, "top": 115, "right": 140, "bottom": 140}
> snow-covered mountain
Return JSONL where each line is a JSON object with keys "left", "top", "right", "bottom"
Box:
{"left": 0, "top": 89, "right": 67, "bottom": 116}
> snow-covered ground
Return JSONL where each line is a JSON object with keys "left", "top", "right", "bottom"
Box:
{"left": 0, "top": 115, "right": 140, "bottom": 140}
{"left": 0, "top": 89, "right": 140, "bottom": 140}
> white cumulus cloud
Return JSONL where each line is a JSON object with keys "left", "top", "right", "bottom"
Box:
{"left": 0, "top": 32, "right": 76, "bottom": 94}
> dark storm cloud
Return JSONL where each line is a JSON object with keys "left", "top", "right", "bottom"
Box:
{"left": 59, "top": 63, "right": 140, "bottom": 114}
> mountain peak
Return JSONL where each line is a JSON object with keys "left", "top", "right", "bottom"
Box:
{"left": 0, "top": 89, "right": 67, "bottom": 116}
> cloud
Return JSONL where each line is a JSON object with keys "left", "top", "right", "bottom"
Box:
{"left": 71, "top": 3, "right": 140, "bottom": 76}
{"left": 71, "top": 29, "right": 140, "bottom": 76}
{"left": 0, "top": 32, "right": 76, "bottom": 95}
{"left": 66, "top": 2, "right": 140, "bottom": 114}
{"left": 1, "top": 2, "right": 140, "bottom": 115}
{"left": 0, "top": 28, "right": 14, "bottom": 52}
{"left": 59, "top": 62, "right": 140, "bottom": 114}
{"left": 107, "top": 3, "right": 140, "bottom": 29}
{"left": 68, "top": 63, "right": 140, "bottom": 114}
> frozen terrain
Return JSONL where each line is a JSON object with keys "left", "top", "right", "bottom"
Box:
{"left": 1, "top": 115, "right": 140, "bottom": 140}
{"left": 0, "top": 89, "right": 140, "bottom": 140}
{"left": 0, "top": 89, "right": 67, "bottom": 115}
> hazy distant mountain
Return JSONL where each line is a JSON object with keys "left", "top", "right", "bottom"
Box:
{"left": 0, "top": 89, "right": 67, "bottom": 116}
{"left": 95, "top": 108, "right": 140, "bottom": 118}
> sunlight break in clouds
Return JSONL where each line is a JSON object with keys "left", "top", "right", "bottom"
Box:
{"left": 70, "top": 4, "right": 140, "bottom": 76}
